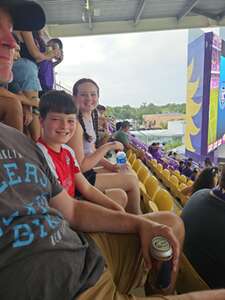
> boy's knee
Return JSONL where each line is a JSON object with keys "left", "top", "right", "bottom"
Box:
{"left": 147, "top": 211, "right": 185, "bottom": 242}
{"left": 163, "top": 212, "right": 185, "bottom": 241}
{"left": 120, "top": 190, "right": 128, "bottom": 207}
{"left": 128, "top": 173, "right": 139, "bottom": 187}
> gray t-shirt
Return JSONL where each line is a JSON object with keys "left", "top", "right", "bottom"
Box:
{"left": 181, "top": 188, "right": 225, "bottom": 288}
{"left": 0, "top": 123, "right": 104, "bottom": 299}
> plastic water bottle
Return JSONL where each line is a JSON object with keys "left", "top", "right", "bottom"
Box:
{"left": 116, "top": 151, "right": 127, "bottom": 171}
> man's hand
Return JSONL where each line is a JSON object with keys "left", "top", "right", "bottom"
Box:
{"left": 137, "top": 218, "right": 180, "bottom": 272}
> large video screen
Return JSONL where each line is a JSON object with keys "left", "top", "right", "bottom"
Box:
{"left": 216, "top": 40, "right": 225, "bottom": 145}
{"left": 207, "top": 35, "right": 225, "bottom": 153}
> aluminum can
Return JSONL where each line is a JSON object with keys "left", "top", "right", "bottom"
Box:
{"left": 150, "top": 236, "right": 173, "bottom": 289}
{"left": 46, "top": 46, "right": 53, "bottom": 54}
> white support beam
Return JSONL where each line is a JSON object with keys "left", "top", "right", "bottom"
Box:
{"left": 219, "top": 9, "right": 225, "bottom": 21}
{"left": 177, "top": 0, "right": 199, "bottom": 22}
{"left": 192, "top": 7, "right": 219, "bottom": 21}
{"left": 87, "top": 10, "right": 93, "bottom": 30}
{"left": 84, "top": 0, "right": 93, "bottom": 30}
{"left": 134, "top": 0, "right": 146, "bottom": 25}
{"left": 47, "top": 15, "right": 224, "bottom": 38}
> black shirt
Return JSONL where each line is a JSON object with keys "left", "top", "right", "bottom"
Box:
{"left": 181, "top": 188, "right": 225, "bottom": 288}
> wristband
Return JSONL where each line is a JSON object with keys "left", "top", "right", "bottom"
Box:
{"left": 32, "top": 107, "right": 40, "bottom": 115}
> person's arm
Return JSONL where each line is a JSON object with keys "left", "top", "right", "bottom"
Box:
{"left": 67, "top": 121, "right": 123, "bottom": 172}
{"left": 20, "top": 31, "right": 60, "bottom": 63}
{"left": 75, "top": 172, "right": 124, "bottom": 211}
{"left": 0, "top": 87, "right": 38, "bottom": 106}
{"left": 52, "top": 50, "right": 64, "bottom": 67}
{"left": 98, "top": 157, "right": 120, "bottom": 172}
{"left": 22, "top": 105, "right": 33, "bottom": 126}
{"left": 50, "top": 189, "right": 180, "bottom": 270}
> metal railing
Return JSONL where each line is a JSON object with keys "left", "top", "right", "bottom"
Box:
{"left": 55, "top": 82, "right": 71, "bottom": 94}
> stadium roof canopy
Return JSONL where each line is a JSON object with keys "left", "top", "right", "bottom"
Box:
{"left": 39, "top": 0, "right": 225, "bottom": 37}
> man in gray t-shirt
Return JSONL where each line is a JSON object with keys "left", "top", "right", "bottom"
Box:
{"left": 0, "top": 122, "right": 104, "bottom": 299}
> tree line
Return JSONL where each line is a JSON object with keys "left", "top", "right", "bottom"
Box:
{"left": 106, "top": 102, "right": 186, "bottom": 122}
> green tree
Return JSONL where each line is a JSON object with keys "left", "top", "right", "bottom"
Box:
{"left": 106, "top": 102, "right": 186, "bottom": 121}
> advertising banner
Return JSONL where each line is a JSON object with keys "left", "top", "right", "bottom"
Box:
{"left": 185, "top": 34, "right": 205, "bottom": 155}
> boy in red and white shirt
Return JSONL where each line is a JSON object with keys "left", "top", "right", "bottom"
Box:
{"left": 37, "top": 90, "right": 127, "bottom": 210}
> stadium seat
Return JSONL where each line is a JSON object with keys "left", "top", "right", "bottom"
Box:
{"left": 152, "top": 188, "right": 174, "bottom": 211}
{"left": 174, "top": 170, "right": 180, "bottom": 178}
{"left": 147, "top": 200, "right": 159, "bottom": 213}
{"left": 126, "top": 149, "right": 132, "bottom": 161}
{"left": 145, "top": 175, "right": 160, "bottom": 199}
{"left": 155, "top": 163, "right": 163, "bottom": 179}
{"left": 137, "top": 165, "right": 149, "bottom": 195}
{"left": 187, "top": 179, "right": 194, "bottom": 187}
{"left": 176, "top": 254, "right": 209, "bottom": 294}
{"left": 137, "top": 165, "right": 149, "bottom": 183}
{"left": 176, "top": 183, "right": 189, "bottom": 205}
{"left": 132, "top": 158, "right": 142, "bottom": 173}
{"left": 142, "top": 175, "right": 160, "bottom": 210}
{"left": 180, "top": 174, "right": 187, "bottom": 184}
{"left": 129, "top": 153, "right": 136, "bottom": 166}
{"left": 161, "top": 168, "right": 170, "bottom": 187}
{"left": 147, "top": 159, "right": 157, "bottom": 173}
{"left": 169, "top": 174, "right": 179, "bottom": 197}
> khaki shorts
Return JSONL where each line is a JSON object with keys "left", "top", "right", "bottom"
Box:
{"left": 77, "top": 225, "right": 183, "bottom": 300}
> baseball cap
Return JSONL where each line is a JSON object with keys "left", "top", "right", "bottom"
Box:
{"left": 121, "top": 120, "right": 131, "bottom": 129}
{"left": 2, "top": 0, "right": 46, "bottom": 31}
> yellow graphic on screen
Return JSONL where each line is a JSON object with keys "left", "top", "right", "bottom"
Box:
{"left": 185, "top": 60, "right": 201, "bottom": 152}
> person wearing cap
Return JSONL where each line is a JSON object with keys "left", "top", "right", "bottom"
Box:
{"left": 0, "top": 1, "right": 45, "bottom": 131}
{"left": 114, "top": 120, "right": 144, "bottom": 159}
{"left": 0, "top": 3, "right": 225, "bottom": 300}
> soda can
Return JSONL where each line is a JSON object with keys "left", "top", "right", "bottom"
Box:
{"left": 150, "top": 236, "right": 173, "bottom": 289}
{"left": 46, "top": 46, "right": 53, "bottom": 54}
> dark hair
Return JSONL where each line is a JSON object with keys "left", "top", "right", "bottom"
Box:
{"left": 48, "top": 38, "right": 63, "bottom": 49}
{"left": 72, "top": 78, "right": 99, "bottom": 97}
{"left": 39, "top": 90, "right": 77, "bottom": 119}
{"left": 192, "top": 167, "right": 218, "bottom": 195}
{"left": 186, "top": 161, "right": 192, "bottom": 168}
{"left": 73, "top": 78, "right": 99, "bottom": 143}
{"left": 97, "top": 104, "right": 106, "bottom": 111}
{"left": 192, "top": 167, "right": 199, "bottom": 174}
{"left": 219, "top": 165, "right": 225, "bottom": 189}
{"left": 121, "top": 120, "right": 130, "bottom": 129}
{"left": 116, "top": 121, "right": 122, "bottom": 131}
{"left": 204, "top": 157, "right": 212, "bottom": 167}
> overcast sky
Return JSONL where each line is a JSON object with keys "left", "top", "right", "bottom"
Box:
{"left": 56, "top": 29, "right": 210, "bottom": 107}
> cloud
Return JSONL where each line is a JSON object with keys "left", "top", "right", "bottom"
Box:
{"left": 56, "top": 29, "right": 188, "bottom": 106}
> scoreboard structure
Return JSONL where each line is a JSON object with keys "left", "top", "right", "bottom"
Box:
{"left": 185, "top": 32, "right": 225, "bottom": 163}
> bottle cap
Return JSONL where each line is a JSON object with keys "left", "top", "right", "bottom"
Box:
{"left": 151, "top": 236, "right": 172, "bottom": 260}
